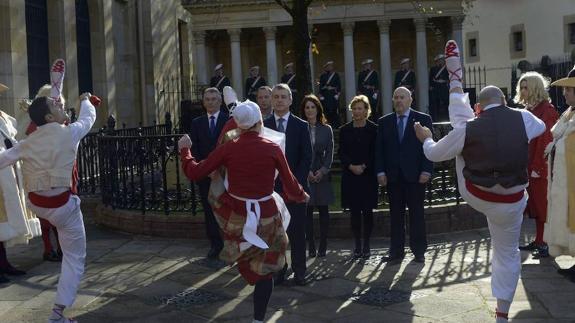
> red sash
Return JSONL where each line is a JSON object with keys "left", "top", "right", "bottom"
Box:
{"left": 29, "top": 190, "right": 71, "bottom": 209}
{"left": 465, "top": 180, "right": 524, "bottom": 203}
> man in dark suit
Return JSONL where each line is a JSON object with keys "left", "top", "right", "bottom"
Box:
{"left": 189, "top": 87, "right": 229, "bottom": 259}
{"left": 357, "top": 59, "right": 380, "bottom": 118}
{"left": 264, "top": 83, "right": 312, "bottom": 286}
{"left": 245, "top": 66, "right": 267, "bottom": 102}
{"left": 375, "top": 86, "right": 433, "bottom": 264}
{"left": 318, "top": 61, "right": 341, "bottom": 128}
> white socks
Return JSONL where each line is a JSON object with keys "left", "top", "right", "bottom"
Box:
{"left": 445, "top": 40, "right": 463, "bottom": 91}
{"left": 496, "top": 299, "right": 511, "bottom": 322}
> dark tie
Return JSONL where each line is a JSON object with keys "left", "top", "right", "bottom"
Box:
{"left": 277, "top": 117, "right": 285, "bottom": 133}
{"left": 209, "top": 115, "right": 216, "bottom": 137}
{"left": 398, "top": 115, "right": 405, "bottom": 142}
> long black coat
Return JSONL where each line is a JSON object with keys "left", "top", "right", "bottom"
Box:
{"left": 338, "top": 120, "right": 379, "bottom": 210}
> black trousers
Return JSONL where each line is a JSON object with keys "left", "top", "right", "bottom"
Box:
{"left": 198, "top": 180, "right": 223, "bottom": 250}
{"left": 306, "top": 205, "right": 330, "bottom": 251}
{"left": 387, "top": 175, "right": 427, "bottom": 257}
{"left": 286, "top": 202, "right": 307, "bottom": 279}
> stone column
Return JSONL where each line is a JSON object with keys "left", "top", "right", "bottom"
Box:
{"left": 451, "top": 15, "right": 465, "bottom": 64}
{"left": 193, "top": 30, "right": 207, "bottom": 84}
{"left": 46, "top": 0, "right": 79, "bottom": 109}
{"left": 263, "top": 26, "right": 278, "bottom": 85}
{"left": 414, "top": 17, "right": 429, "bottom": 112}
{"left": 0, "top": 0, "right": 29, "bottom": 129}
{"left": 228, "top": 28, "right": 243, "bottom": 96}
{"left": 342, "top": 22, "right": 356, "bottom": 122}
{"left": 378, "top": 19, "right": 393, "bottom": 115}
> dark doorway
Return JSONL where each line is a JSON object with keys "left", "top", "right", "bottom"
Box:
{"left": 76, "top": 0, "right": 93, "bottom": 94}
{"left": 25, "top": 0, "right": 50, "bottom": 97}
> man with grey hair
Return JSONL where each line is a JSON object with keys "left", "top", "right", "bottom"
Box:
{"left": 414, "top": 40, "right": 545, "bottom": 322}
{"left": 264, "top": 83, "right": 312, "bottom": 286}
{"left": 189, "top": 87, "right": 229, "bottom": 259}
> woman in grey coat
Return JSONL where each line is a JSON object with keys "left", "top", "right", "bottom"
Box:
{"left": 300, "top": 95, "right": 335, "bottom": 257}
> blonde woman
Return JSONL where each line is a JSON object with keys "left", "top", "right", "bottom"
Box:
{"left": 338, "top": 95, "right": 378, "bottom": 258}
{"left": 514, "top": 72, "right": 559, "bottom": 258}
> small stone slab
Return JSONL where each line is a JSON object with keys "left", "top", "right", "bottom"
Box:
{"left": 154, "top": 287, "right": 228, "bottom": 309}
{"left": 346, "top": 287, "right": 427, "bottom": 307}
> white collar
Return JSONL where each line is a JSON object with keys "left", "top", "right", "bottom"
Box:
{"left": 207, "top": 110, "right": 220, "bottom": 119}
{"left": 396, "top": 108, "right": 411, "bottom": 119}
{"left": 275, "top": 111, "right": 290, "bottom": 121}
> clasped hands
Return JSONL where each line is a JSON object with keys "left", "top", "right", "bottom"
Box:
{"left": 308, "top": 170, "right": 324, "bottom": 183}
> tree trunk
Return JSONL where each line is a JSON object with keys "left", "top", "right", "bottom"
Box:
{"left": 274, "top": 0, "right": 313, "bottom": 114}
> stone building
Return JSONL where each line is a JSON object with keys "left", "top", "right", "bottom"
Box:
{"left": 0, "top": 0, "right": 193, "bottom": 129}
{"left": 183, "top": 0, "right": 465, "bottom": 118}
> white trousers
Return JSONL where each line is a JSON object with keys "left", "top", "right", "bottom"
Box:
{"left": 456, "top": 156, "right": 525, "bottom": 302}
{"left": 30, "top": 195, "right": 86, "bottom": 307}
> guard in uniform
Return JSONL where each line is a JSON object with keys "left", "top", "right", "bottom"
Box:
{"left": 318, "top": 61, "right": 341, "bottom": 128}
{"left": 244, "top": 66, "right": 267, "bottom": 102}
{"left": 429, "top": 54, "right": 449, "bottom": 121}
{"left": 210, "top": 64, "right": 231, "bottom": 111}
{"left": 357, "top": 59, "right": 380, "bottom": 118}
{"left": 281, "top": 63, "right": 298, "bottom": 113}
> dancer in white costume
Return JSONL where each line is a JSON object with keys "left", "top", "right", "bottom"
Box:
{"left": 414, "top": 40, "right": 545, "bottom": 322}
{"left": 0, "top": 59, "right": 99, "bottom": 323}
{"left": 544, "top": 65, "right": 575, "bottom": 281}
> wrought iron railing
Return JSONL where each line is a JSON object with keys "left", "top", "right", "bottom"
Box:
{"left": 86, "top": 123, "right": 459, "bottom": 215}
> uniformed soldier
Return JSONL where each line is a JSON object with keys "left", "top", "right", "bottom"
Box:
{"left": 244, "top": 66, "right": 267, "bottom": 102}
{"left": 210, "top": 64, "right": 231, "bottom": 93}
{"left": 210, "top": 64, "right": 231, "bottom": 111}
{"left": 357, "top": 58, "right": 380, "bottom": 118}
{"left": 428, "top": 54, "right": 449, "bottom": 121}
{"left": 394, "top": 58, "right": 416, "bottom": 92}
{"left": 318, "top": 61, "right": 341, "bottom": 128}
{"left": 281, "top": 63, "right": 299, "bottom": 113}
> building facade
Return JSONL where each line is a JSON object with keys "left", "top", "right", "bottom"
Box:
{"left": 463, "top": 0, "right": 575, "bottom": 98}
{"left": 0, "top": 0, "right": 193, "bottom": 130}
{"left": 183, "top": 0, "right": 465, "bottom": 118}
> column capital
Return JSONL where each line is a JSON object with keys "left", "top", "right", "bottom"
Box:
{"left": 450, "top": 15, "right": 465, "bottom": 30}
{"left": 227, "top": 28, "right": 241, "bottom": 42}
{"left": 192, "top": 30, "right": 206, "bottom": 44}
{"left": 341, "top": 22, "right": 355, "bottom": 36}
{"left": 263, "top": 26, "right": 277, "bottom": 41}
{"left": 414, "top": 17, "right": 427, "bottom": 32}
{"left": 377, "top": 19, "right": 391, "bottom": 34}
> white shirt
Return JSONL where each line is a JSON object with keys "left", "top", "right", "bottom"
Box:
{"left": 207, "top": 110, "right": 220, "bottom": 123}
{"left": 0, "top": 99, "right": 96, "bottom": 196}
{"left": 422, "top": 93, "right": 545, "bottom": 194}
{"left": 274, "top": 111, "right": 291, "bottom": 131}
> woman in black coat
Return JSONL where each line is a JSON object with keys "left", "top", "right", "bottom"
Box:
{"left": 338, "top": 95, "right": 378, "bottom": 258}
{"left": 301, "top": 95, "right": 335, "bottom": 257}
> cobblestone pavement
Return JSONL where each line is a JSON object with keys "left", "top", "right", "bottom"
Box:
{"left": 1, "top": 220, "right": 575, "bottom": 323}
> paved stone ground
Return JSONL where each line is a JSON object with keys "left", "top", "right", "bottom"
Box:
{"left": 1, "top": 220, "right": 575, "bottom": 323}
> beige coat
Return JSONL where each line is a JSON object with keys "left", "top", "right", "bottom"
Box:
{"left": 0, "top": 110, "right": 41, "bottom": 247}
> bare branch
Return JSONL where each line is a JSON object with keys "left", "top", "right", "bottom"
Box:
{"left": 274, "top": 0, "right": 294, "bottom": 15}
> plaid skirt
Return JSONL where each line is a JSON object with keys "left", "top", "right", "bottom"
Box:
{"left": 208, "top": 172, "right": 289, "bottom": 285}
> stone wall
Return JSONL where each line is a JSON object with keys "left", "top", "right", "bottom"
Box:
{"left": 90, "top": 202, "right": 486, "bottom": 239}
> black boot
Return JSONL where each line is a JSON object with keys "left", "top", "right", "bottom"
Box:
{"left": 353, "top": 237, "right": 362, "bottom": 259}
{"left": 362, "top": 238, "right": 371, "bottom": 259}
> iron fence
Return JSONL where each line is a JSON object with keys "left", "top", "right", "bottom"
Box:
{"left": 92, "top": 123, "right": 459, "bottom": 215}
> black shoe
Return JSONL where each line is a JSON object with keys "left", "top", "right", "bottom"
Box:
{"left": 43, "top": 250, "right": 62, "bottom": 262}
{"left": 0, "top": 274, "right": 9, "bottom": 284}
{"left": 519, "top": 241, "right": 539, "bottom": 251}
{"left": 317, "top": 249, "right": 326, "bottom": 257}
{"left": 383, "top": 255, "right": 404, "bottom": 266}
{"left": 0, "top": 266, "right": 26, "bottom": 276}
{"left": 293, "top": 276, "right": 307, "bottom": 286}
{"left": 309, "top": 248, "right": 317, "bottom": 258}
{"left": 558, "top": 265, "right": 575, "bottom": 277}
{"left": 532, "top": 244, "right": 549, "bottom": 259}
{"left": 414, "top": 255, "right": 425, "bottom": 263}
{"left": 353, "top": 248, "right": 362, "bottom": 259}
